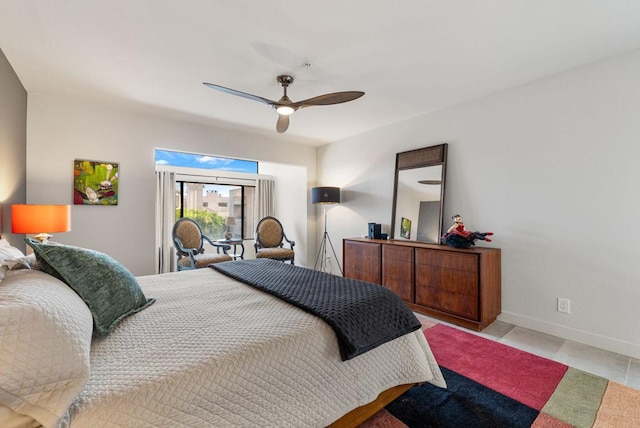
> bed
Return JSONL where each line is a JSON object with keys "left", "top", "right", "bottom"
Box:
{"left": 0, "top": 239, "right": 445, "bottom": 428}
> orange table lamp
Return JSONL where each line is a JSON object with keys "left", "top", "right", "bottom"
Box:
{"left": 12, "top": 204, "right": 71, "bottom": 243}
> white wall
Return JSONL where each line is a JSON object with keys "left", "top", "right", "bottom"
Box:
{"left": 260, "top": 162, "right": 309, "bottom": 266}
{"left": 318, "top": 49, "right": 640, "bottom": 358}
{"left": 25, "top": 95, "right": 317, "bottom": 275}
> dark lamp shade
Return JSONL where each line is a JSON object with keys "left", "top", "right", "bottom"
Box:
{"left": 312, "top": 187, "right": 340, "bottom": 204}
{"left": 12, "top": 204, "right": 71, "bottom": 234}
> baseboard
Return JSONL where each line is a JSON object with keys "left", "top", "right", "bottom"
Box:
{"left": 498, "top": 311, "right": 640, "bottom": 360}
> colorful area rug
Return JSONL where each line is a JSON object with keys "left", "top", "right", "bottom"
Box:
{"left": 361, "top": 322, "right": 640, "bottom": 427}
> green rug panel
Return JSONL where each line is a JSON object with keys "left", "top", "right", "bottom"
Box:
{"left": 542, "top": 367, "right": 608, "bottom": 428}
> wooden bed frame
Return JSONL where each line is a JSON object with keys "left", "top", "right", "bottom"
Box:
{"left": 328, "top": 383, "right": 415, "bottom": 427}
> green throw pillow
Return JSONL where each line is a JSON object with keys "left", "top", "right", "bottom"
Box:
{"left": 26, "top": 238, "right": 155, "bottom": 337}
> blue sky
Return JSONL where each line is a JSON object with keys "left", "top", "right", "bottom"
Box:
{"left": 155, "top": 149, "right": 257, "bottom": 173}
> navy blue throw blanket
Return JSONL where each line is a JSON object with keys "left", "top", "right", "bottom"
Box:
{"left": 211, "top": 259, "right": 421, "bottom": 361}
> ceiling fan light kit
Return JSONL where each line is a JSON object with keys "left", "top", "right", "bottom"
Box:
{"left": 203, "top": 75, "right": 364, "bottom": 133}
{"left": 276, "top": 105, "right": 295, "bottom": 116}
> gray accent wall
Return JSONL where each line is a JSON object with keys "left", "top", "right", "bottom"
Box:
{"left": 0, "top": 48, "right": 27, "bottom": 248}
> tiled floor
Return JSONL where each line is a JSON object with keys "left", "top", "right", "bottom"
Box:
{"left": 419, "top": 314, "right": 640, "bottom": 391}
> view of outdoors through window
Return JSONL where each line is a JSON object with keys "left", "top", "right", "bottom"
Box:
{"left": 176, "top": 182, "right": 255, "bottom": 240}
{"left": 156, "top": 149, "right": 258, "bottom": 241}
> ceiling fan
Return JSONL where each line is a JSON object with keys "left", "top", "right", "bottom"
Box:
{"left": 203, "top": 75, "right": 364, "bottom": 133}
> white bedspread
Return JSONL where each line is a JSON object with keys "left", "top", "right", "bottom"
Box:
{"left": 68, "top": 268, "right": 445, "bottom": 427}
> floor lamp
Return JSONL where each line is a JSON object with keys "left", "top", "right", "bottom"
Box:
{"left": 312, "top": 186, "right": 343, "bottom": 275}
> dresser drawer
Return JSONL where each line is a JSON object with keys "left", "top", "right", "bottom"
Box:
{"left": 343, "top": 240, "right": 381, "bottom": 284}
{"left": 415, "top": 248, "right": 478, "bottom": 273}
{"left": 415, "top": 267, "right": 479, "bottom": 320}
{"left": 382, "top": 245, "right": 414, "bottom": 302}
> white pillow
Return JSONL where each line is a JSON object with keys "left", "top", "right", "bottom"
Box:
{"left": 0, "top": 265, "right": 7, "bottom": 283}
{"left": 0, "top": 239, "right": 25, "bottom": 265}
{"left": 3, "top": 254, "right": 39, "bottom": 271}
{"left": 0, "top": 269, "right": 93, "bottom": 428}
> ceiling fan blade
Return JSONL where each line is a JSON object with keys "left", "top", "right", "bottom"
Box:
{"left": 203, "top": 82, "right": 276, "bottom": 106}
{"left": 276, "top": 114, "right": 290, "bottom": 133}
{"left": 293, "top": 91, "right": 365, "bottom": 109}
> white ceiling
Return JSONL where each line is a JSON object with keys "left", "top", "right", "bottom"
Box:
{"left": 2, "top": 1, "right": 640, "bottom": 145}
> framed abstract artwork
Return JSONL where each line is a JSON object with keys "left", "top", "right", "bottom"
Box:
{"left": 73, "top": 159, "right": 119, "bottom": 205}
{"left": 400, "top": 217, "right": 412, "bottom": 239}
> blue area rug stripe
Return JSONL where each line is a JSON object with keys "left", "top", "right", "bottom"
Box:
{"left": 386, "top": 367, "right": 540, "bottom": 427}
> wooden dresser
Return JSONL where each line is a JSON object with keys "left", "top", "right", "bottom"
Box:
{"left": 343, "top": 238, "right": 501, "bottom": 331}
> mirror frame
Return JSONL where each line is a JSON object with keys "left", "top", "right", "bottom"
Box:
{"left": 390, "top": 143, "right": 448, "bottom": 242}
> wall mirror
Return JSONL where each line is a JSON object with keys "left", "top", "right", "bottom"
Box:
{"left": 391, "top": 143, "right": 448, "bottom": 243}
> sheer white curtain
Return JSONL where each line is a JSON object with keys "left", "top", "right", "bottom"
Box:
{"left": 256, "top": 178, "right": 275, "bottom": 222}
{"left": 155, "top": 171, "right": 176, "bottom": 273}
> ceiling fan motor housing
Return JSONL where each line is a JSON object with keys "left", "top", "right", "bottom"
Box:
{"left": 277, "top": 75, "right": 294, "bottom": 87}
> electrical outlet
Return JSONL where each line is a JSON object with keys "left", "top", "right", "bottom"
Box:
{"left": 557, "top": 297, "right": 570, "bottom": 314}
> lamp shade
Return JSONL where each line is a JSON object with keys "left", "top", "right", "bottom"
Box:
{"left": 312, "top": 187, "right": 340, "bottom": 204}
{"left": 225, "top": 216, "right": 236, "bottom": 226}
{"left": 12, "top": 204, "right": 71, "bottom": 234}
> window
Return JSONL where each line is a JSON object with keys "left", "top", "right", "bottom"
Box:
{"left": 175, "top": 182, "right": 255, "bottom": 240}
{"left": 156, "top": 149, "right": 258, "bottom": 173}
{"left": 156, "top": 149, "right": 259, "bottom": 241}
